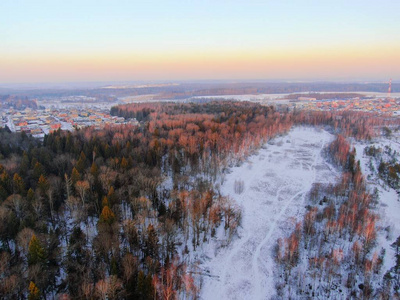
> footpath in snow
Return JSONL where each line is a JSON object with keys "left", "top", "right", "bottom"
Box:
{"left": 199, "top": 127, "right": 338, "bottom": 300}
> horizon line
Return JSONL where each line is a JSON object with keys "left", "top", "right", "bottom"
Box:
{"left": 0, "top": 78, "right": 397, "bottom": 89}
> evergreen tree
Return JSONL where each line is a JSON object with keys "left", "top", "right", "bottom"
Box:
{"left": 145, "top": 224, "right": 159, "bottom": 260}
{"left": 107, "top": 186, "right": 117, "bottom": 207}
{"left": 37, "top": 175, "right": 49, "bottom": 195}
{"left": 28, "top": 234, "right": 46, "bottom": 266}
{"left": 76, "top": 151, "right": 87, "bottom": 173}
{"left": 20, "top": 152, "right": 30, "bottom": 176}
{"left": 392, "top": 236, "right": 400, "bottom": 288}
{"left": 32, "top": 162, "right": 45, "bottom": 181}
{"left": 65, "top": 227, "right": 89, "bottom": 298}
{"left": 101, "top": 196, "right": 109, "bottom": 208}
{"left": 13, "top": 173, "right": 25, "bottom": 195}
{"left": 71, "top": 167, "right": 80, "bottom": 184}
{"left": 90, "top": 162, "right": 99, "bottom": 177}
{"left": 27, "top": 188, "right": 35, "bottom": 203}
{"left": 121, "top": 157, "right": 129, "bottom": 169}
{"left": 99, "top": 205, "right": 116, "bottom": 225}
{"left": 136, "top": 271, "right": 154, "bottom": 300}
{"left": 0, "top": 169, "right": 11, "bottom": 196}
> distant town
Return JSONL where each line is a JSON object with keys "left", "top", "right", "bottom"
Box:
{"left": 0, "top": 96, "right": 138, "bottom": 139}
{"left": 1, "top": 90, "right": 399, "bottom": 139}
{"left": 286, "top": 95, "right": 400, "bottom": 115}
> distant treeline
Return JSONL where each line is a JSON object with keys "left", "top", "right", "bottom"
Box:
{"left": 156, "top": 82, "right": 398, "bottom": 99}
{"left": 285, "top": 92, "right": 367, "bottom": 100}
{"left": 110, "top": 105, "right": 154, "bottom": 121}
{"left": 0, "top": 95, "right": 37, "bottom": 110}
{"left": 1, "top": 82, "right": 397, "bottom": 100}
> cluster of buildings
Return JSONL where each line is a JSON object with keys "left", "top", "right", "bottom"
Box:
{"left": 0, "top": 105, "right": 137, "bottom": 139}
{"left": 290, "top": 97, "right": 400, "bottom": 115}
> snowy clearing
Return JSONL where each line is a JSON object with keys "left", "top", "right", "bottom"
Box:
{"left": 197, "top": 127, "right": 338, "bottom": 300}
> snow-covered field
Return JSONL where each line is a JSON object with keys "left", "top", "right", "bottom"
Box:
{"left": 198, "top": 127, "right": 338, "bottom": 300}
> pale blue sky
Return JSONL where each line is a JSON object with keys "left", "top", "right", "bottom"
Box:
{"left": 1, "top": 0, "right": 399, "bottom": 82}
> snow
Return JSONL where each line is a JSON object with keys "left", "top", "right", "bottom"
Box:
{"left": 354, "top": 136, "right": 400, "bottom": 276}
{"left": 197, "top": 127, "right": 338, "bottom": 300}
{"left": 191, "top": 94, "right": 290, "bottom": 102}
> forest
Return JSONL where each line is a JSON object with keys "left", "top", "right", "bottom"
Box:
{"left": 0, "top": 101, "right": 399, "bottom": 299}
{"left": 273, "top": 123, "right": 400, "bottom": 298}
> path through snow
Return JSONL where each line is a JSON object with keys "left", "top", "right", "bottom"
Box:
{"left": 198, "top": 127, "right": 338, "bottom": 300}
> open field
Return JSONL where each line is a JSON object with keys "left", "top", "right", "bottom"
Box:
{"left": 198, "top": 127, "right": 338, "bottom": 300}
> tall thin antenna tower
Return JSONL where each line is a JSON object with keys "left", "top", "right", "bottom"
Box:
{"left": 388, "top": 78, "right": 392, "bottom": 98}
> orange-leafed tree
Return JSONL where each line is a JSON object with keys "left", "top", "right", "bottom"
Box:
{"left": 99, "top": 205, "right": 116, "bottom": 225}
{"left": 28, "top": 281, "right": 40, "bottom": 300}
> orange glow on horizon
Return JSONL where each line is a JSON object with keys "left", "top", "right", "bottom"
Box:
{"left": 1, "top": 44, "right": 399, "bottom": 83}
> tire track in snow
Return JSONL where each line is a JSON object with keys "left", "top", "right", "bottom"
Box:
{"left": 218, "top": 155, "right": 269, "bottom": 293}
{"left": 200, "top": 128, "right": 335, "bottom": 300}
{"left": 251, "top": 135, "right": 328, "bottom": 299}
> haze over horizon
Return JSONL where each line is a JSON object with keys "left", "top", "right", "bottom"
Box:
{"left": 1, "top": 0, "right": 399, "bottom": 84}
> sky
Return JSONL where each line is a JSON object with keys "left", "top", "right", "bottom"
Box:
{"left": 1, "top": 0, "right": 399, "bottom": 83}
